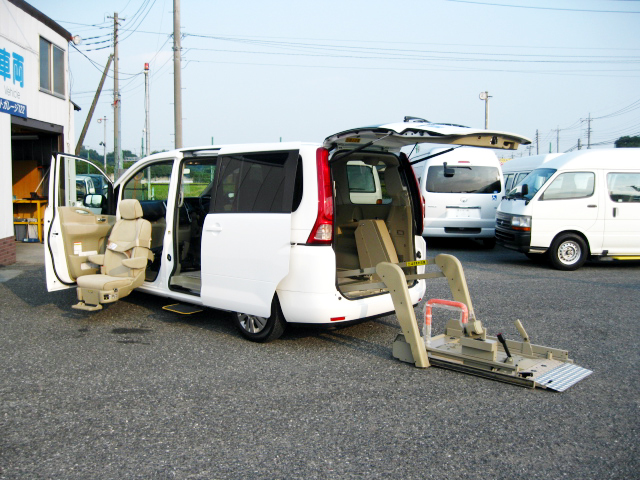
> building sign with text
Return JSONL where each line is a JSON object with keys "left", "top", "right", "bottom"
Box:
{"left": 0, "top": 43, "right": 27, "bottom": 118}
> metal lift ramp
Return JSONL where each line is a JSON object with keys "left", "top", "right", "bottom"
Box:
{"left": 341, "top": 255, "right": 592, "bottom": 391}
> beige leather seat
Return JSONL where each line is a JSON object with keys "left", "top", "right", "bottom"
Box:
{"left": 73, "top": 199, "right": 153, "bottom": 311}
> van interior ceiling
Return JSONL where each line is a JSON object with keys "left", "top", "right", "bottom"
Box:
{"left": 332, "top": 152, "right": 416, "bottom": 298}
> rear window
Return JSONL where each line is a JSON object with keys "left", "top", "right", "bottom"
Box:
{"left": 426, "top": 165, "right": 501, "bottom": 194}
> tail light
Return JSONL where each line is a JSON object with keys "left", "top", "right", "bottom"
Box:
{"left": 307, "top": 147, "right": 333, "bottom": 244}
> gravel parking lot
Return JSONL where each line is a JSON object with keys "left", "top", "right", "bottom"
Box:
{"left": 1, "top": 241, "right": 638, "bottom": 479}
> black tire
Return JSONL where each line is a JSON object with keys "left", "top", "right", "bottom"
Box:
{"left": 233, "top": 297, "right": 286, "bottom": 342}
{"left": 549, "top": 234, "right": 588, "bottom": 271}
{"left": 482, "top": 238, "right": 496, "bottom": 249}
{"left": 525, "top": 252, "right": 546, "bottom": 263}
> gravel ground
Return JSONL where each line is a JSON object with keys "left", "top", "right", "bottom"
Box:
{"left": 1, "top": 240, "right": 638, "bottom": 479}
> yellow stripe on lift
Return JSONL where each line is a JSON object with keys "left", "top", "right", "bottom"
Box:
{"left": 406, "top": 260, "right": 428, "bottom": 267}
{"left": 612, "top": 256, "right": 640, "bottom": 260}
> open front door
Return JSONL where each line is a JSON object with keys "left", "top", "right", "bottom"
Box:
{"left": 44, "top": 154, "right": 115, "bottom": 292}
{"left": 200, "top": 149, "right": 298, "bottom": 318}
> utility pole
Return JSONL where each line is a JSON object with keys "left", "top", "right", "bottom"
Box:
{"left": 108, "top": 13, "right": 124, "bottom": 176}
{"left": 536, "top": 129, "right": 539, "bottom": 155}
{"left": 577, "top": 138, "right": 582, "bottom": 150}
{"left": 479, "top": 91, "right": 490, "bottom": 129}
{"left": 173, "top": 0, "right": 183, "bottom": 148}
{"left": 74, "top": 54, "right": 113, "bottom": 155}
{"left": 144, "top": 62, "right": 151, "bottom": 156}
{"left": 586, "top": 113, "right": 592, "bottom": 149}
{"left": 556, "top": 125, "right": 560, "bottom": 153}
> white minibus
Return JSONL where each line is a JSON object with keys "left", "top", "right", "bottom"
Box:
{"left": 496, "top": 148, "right": 640, "bottom": 270}
{"left": 502, "top": 153, "right": 562, "bottom": 193}
{"left": 412, "top": 146, "right": 504, "bottom": 247}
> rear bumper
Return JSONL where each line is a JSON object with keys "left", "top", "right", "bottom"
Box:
{"left": 277, "top": 280, "right": 426, "bottom": 325}
{"left": 423, "top": 226, "right": 495, "bottom": 238}
{"left": 423, "top": 217, "right": 495, "bottom": 238}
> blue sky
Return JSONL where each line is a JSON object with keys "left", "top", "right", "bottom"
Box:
{"left": 28, "top": 0, "right": 640, "bottom": 158}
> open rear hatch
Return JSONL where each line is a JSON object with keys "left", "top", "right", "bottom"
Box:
{"left": 323, "top": 118, "right": 531, "bottom": 152}
{"left": 326, "top": 119, "right": 531, "bottom": 298}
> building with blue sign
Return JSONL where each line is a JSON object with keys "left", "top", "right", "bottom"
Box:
{"left": 0, "top": 0, "right": 77, "bottom": 264}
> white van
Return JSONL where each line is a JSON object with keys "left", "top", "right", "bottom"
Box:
{"left": 496, "top": 148, "right": 640, "bottom": 270}
{"left": 502, "top": 153, "right": 562, "bottom": 193}
{"left": 44, "top": 119, "right": 529, "bottom": 341}
{"left": 411, "top": 146, "right": 504, "bottom": 247}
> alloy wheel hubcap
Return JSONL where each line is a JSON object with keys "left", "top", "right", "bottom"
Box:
{"left": 237, "top": 313, "right": 267, "bottom": 334}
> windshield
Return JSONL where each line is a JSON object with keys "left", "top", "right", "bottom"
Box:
{"left": 508, "top": 168, "right": 557, "bottom": 199}
{"left": 426, "top": 165, "right": 501, "bottom": 194}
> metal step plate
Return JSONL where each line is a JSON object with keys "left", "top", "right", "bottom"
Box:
{"left": 534, "top": 363, "right": 593, "bottom": 392}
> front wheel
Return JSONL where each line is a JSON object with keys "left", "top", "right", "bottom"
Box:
{"left": 549, "top": 234, "right": 588, "bottom": 271}
{"left": 233, "top": 297, "right": 286, "bottom": 342}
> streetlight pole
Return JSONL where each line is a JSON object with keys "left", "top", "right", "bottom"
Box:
{"left": 479, "top": 91, "right": 491, "bottom": 129}
{"left": 97, "top": 116, "right": 107, "bottom": 173}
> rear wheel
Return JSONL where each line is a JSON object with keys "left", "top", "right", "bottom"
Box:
{"left": 549, "top": 234, "right": 588, "bottom": 271}
{"left": 234, "top": 297, "right": 286, "bottom": 342}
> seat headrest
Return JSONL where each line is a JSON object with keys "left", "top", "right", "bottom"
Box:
{"left": 120, "top": 199, "right": 144, "bottom": 220}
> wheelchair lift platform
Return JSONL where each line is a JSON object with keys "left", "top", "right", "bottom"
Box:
{"left": 339, "top": 255, "right": 592, "bottom": 391}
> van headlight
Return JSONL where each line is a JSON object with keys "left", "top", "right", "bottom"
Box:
{"left": 511, "top": 215, "right": 531, "bottom": 231}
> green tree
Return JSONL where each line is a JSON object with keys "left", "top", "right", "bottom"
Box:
{"left": 614, "top": 136, "right": 640, "bottom": 148}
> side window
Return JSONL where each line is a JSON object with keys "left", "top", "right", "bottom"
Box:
{"left": 347, "top": 162, "right": 384, "bottom": 204}
{"left": 607, "top": 173, "right": 640, "bottom": 203}
{"left": 504, "top": 173, "right": 515, "bottom": 192}
{"left": 123, "top": 161, "right": 173, "bottom": 202}
{"left": 212, "top": 150, "right": 298, "bottom": 213}
{"left": 123, "top": 161, "right": 174, "bottom": 225}
{"left": 58, "top": 157, "right": 111, "bottom": 214}
{"left": 514, "top": 172, "right": 529, "bottom": 186}
{"left": 541, "top": 172, "right": 595, "bottom": 200}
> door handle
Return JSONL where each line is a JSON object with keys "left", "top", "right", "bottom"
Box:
{"left": 205, "top": 224, "right": 222, "bottom": 233}
{"left": 613, "top": 207, "right": 617, "bottom": 218}
{"left": 97, "top": 217, "right": 106, "bottom": 222}
{"left": 587, "top": 205, "right": 597, "bottom": 208}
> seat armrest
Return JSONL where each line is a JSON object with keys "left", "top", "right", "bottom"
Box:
{"left": 122, "top": 257, "right": 148, "bottom": 269}
{"left": 88, "top": 254, "right": 105, "bottom": 265}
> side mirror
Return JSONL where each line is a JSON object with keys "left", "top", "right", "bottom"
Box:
{"left": 512, "top": 184, "right": 529, "bottom": 198}
{"left": 84, "top": 194, "right": 104, "bottom": 208}
{"left": 443, "top": 162, "right": 455, "bottom": 178}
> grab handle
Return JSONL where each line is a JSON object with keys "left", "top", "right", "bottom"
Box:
{"left": 423, "top": 298, "right": 468, "bottom": 347}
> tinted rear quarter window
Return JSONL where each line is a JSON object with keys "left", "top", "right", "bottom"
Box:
{"left": 212, "top": 150, "right": 298, "bottom": 213}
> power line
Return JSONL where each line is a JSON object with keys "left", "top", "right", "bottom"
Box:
{"left": 444, "top": 0, "right": 640, "bottom": 14}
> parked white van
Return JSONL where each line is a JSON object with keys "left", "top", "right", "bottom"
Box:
{"left": 496, "top": 148, "right": 640, "bottom": 270}
{"left": 44, "top": 119, "right": 529, "bottom": 341}
{"left": 411, "top": 146, "right": 504, "bottom": 247}
{"left": 502, "top": 153, "right": 562, "bottom": 193}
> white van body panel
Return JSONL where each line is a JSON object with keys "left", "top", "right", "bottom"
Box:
{"left": 412, "top": 147, "right": 503, "bottom": 239}
{"left": 496, "top": 148, "right": 640, "bottom": 261}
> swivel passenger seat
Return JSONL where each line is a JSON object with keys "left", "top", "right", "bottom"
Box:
{"left": 73, "top": 199, "right": 153, "bottom": 311}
